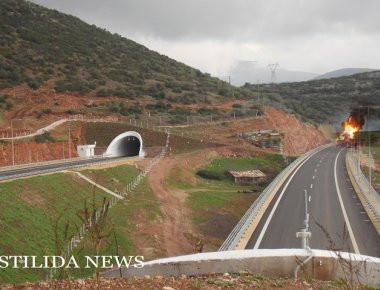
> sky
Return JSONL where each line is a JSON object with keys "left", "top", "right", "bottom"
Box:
{"left": 30, "top": 0, "right": 380, "bottom": 77}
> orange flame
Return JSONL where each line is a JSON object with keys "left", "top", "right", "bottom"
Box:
{"left": 341, "top": 116, "right": 360, "bottom": 139}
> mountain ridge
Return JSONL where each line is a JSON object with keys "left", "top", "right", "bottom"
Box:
{"left": 314, "top": 68, "right": 376, "bottom": 80}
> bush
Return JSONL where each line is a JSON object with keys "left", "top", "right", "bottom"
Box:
{"left": 197, "top": 107, "right": 220, "bottom": 115}
{"left": 34, "top": 132, "right": 55, "bottom": 143}
{"left": 0, "top": 95, "right": 13, "bottom": 110}
{"left": 168, "top": 114, "right": 187, "bottom": 124}
{"left": 232, "top": 103, "right": 242, "bottom": 108}
{"left": 196, "top": 170, "right": 226, "bottom": 180}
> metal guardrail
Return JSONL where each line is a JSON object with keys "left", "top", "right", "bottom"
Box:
{"left": 0, "top": 155, "right": 105, "bottom": 172}
{"left": 219, "top": 143, "right": 331, "bottom": 251}
{"left": 0, "top": 156, "right": 135, "bottom": 181}
{"left": 347, "top": 150, "right": 380, "bottom": 222}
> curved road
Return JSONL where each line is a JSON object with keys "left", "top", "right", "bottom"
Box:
{"left": 246, "top": 146, "right": 380, "bottom": 257}
{"left": 0, "top": 156, "right": 127, "bottom": 181}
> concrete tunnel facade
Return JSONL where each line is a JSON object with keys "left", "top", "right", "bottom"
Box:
{"left": 105, "top": 131, "right": 145, "bottom": 157}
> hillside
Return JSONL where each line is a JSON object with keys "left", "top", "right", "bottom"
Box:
{"left": 0, "top": 0, "right": 252, "bottom": 102}
{"left": 244, "top": 70, "right": 380, "bottom": 125}
{"left": 314, "top": 67, "right": 376, "bottom": 80}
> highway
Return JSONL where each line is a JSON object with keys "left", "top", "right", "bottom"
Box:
{"left": 246, "top": 146, "right": 380, "bottom": 257}
{"left": 0, "top": 156, "right": 126, "bottom": 181}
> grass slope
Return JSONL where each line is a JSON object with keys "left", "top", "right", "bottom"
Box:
{"left": 166, "top": 153, "right": 287, "bottom": 248}
{"left": 0, "top": 162, "right": 162, "bottom": 283}
{"left": 0, "top": 173, "right": 109, "bottom": 283}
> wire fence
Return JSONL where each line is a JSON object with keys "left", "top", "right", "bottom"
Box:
{"left": 47, "top": 132, "right": 170, "bottom": 280}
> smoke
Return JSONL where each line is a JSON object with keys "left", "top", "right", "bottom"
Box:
{"left": 343, "top": 108, "right": 365, "bottom": 131}
{"left": 347, "top": 107, "right": 380, "bottom": 132}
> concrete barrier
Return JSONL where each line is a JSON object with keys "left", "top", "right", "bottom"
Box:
{"left": 346, "top": 150, "right": 380, "bottom": 236}
{"left": 102, "top": 249, "right": 380, "bottom": 286}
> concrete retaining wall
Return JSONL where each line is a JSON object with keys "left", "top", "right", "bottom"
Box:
{"left": 102, "top": 249, "right": 380, "bottom": 286}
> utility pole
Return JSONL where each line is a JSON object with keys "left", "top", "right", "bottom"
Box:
{"left": 257, "top": 79, "right": 261, "bottom": 105}
{"left": 68, "top": 121, "right": 71, "bottom": 159}
{"left": 11, "top": 119, "right": 15, "bottom": 166}
{"left": 368, "top": 106, "right": 371, "bottom": 192}
{"left": 357, "top": 107, "right": 361, "bottom": 179}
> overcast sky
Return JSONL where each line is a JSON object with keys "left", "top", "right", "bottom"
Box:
{"left": 30, "top": 0, "right": 380, "bottom": 76}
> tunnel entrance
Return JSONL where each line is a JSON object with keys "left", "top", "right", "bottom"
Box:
{"left": 105, "top": 131, "right": 144, "bottom": 157}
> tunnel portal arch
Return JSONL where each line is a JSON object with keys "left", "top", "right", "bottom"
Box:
{"left": 105, "top": 131, "right": 144, "bottom": 157}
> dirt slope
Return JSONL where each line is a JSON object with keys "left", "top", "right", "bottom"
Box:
{"left": 265, "top": 107, "right": 327, "bottom": 155}
{"left": 196, "top": 107, "right": 327, "bottom": 156}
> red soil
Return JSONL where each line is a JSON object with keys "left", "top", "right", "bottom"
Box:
{"left": 0, "top": 141, "right": 78, "bottom": 166}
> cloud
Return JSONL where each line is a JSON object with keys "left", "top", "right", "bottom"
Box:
{"left": 30, "top": 0, "right": 380, "bottom": 75}
{"left": 31, "top": 0, "right": 380, "bottom": 41}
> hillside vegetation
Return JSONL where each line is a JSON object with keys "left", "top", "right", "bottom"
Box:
{"left": 0, "top": 0, "right": 252, "bottom": 104}
{"left": 244, "top": 70, "right": 380, "bottom": 125}
{"left": 1, "top": 0, "right": 377, "bottom": 127}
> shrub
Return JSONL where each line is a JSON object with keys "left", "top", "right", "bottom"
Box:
{"left": 197, "top": 107, "right": 220, "bottom": 115}
{"left": 169, "top": 114, "right": 187, "bottom": 124}
{"left": 34, "top": 132, "right": 55, "bottom": 143}
{"left": 232, "top": 103, "right": 242, "bottom": 108}
{"left": 0, "top": 95, "right": 13, "bottom": 110}
{"left": 196, "top": 170, "right": 226, "bottom": 180}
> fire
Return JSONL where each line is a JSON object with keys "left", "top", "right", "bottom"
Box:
{"left": 340, "top": 113, "right": 364, "bottom": 140}
{"left": 342, "top": 116, "right": 360, "bottom": 139}
{"left": 337, "top": 111, "right": 364, "bottom": 147}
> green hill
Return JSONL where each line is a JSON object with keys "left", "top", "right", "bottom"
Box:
{"left": 0, "top": 0, "right": 252, "bottom": 102}
{"left": 1, "top": 0, "right": 379, "bottom": 126}
{"left": 243, "top": 70, "right": 380, "bottom": 124}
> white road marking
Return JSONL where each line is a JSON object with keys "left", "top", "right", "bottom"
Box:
{"left": 334, "top": 149, "right": 360, "bottom": 255}
{"left": 314, "top": 169, "right": 317, "bottom": 172}
{"left": 312, "top": 175, "right": 315, "bottom": 179}
{"left": 253, "top": 150, "right": 321, "bottom": 249}
{"left": 309, "top": 196, "right": 311, "bottom": 202}
{"left": 310, "top": 184, "right": 313, "bottom": 189}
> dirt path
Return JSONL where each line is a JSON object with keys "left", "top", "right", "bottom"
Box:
{"left": 147, "top": 155, "right": 194, "bottom": 256}
{"left": 147, "top": 148, "right": 221, "bottom": 256}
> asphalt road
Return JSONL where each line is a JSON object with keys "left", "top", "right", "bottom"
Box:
{"left": 0, "top": 156, "right": 125, "bottom": 181}
{"left": 246, "top": 146, "right": 380, "bottom": 257}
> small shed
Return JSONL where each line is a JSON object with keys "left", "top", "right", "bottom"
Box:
{"left": 228, "top": 170, "right": 266, "bottom": 184}
{"left": 77, "top": 144, "right": 96, "bottom": 158}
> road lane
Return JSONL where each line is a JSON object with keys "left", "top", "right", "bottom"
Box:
{"left": 246, "top": 146, "right": 380, "bottom": 257}
{"left": 0, "top": 156, "right": 128, "bottom": 181}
